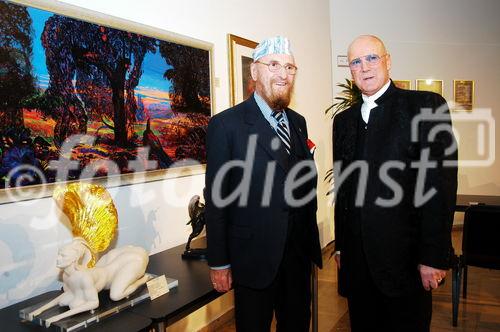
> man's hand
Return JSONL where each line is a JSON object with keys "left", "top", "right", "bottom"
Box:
{"left": 418, "top": 264, "right": 447, "bottom": 291}
{"left": 210, "top": 268, "right": 232, "bottom": 293}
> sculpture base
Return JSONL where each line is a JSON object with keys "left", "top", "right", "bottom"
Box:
{"left": 182, "top": 248, "right": 207, "bottom": 260}
{"left": 19, "top": 274, "right": 178, "bottom": 331}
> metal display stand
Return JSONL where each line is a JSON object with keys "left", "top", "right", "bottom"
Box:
{"left": 18, "top": 276, "right": 177, "bottom": 332}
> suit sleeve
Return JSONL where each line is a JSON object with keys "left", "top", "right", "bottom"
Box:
{"left": 300, "top": 115, "right": 308, "bottom": 137}
{"left": 332, "top": 115, "right": 344, "bottom": 253}
{"left": 299, "top": 115, "right": 318, "bottom": 213}
{"left": 417, "top": 93, "right": 458, "bottom": 269}
{"left": 205, "top": 115, "right": 231, "bottom": 267}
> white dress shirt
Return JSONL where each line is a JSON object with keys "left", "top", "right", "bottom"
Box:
{"left": 360, "top": 80, "right": 391, "bottom": 124}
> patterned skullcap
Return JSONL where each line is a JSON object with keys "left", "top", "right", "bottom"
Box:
{"left": 252, "top": 36, "right": 293, "bottom": 62}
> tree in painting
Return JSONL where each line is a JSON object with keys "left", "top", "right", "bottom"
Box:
{"left": 159, "top": 41, "right": 210, "bottom": 114}
{"left": 0, "top": 2, "right": 43, "bottom": 187}
{"left": 41, "top": 17, "right": 157, "bottom": 146}
{"left": 0, "top": 2, "right": 36, "bottom": 131}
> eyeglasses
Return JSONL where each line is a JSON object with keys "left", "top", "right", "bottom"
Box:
{"left": 255, "top": 61, "right": 298, "bottom": 75}
{"left": 349, "top": 53, "right": 387, "bottom": 70}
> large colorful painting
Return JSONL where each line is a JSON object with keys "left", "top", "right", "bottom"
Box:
{"left": 0, "top": 0, "right": 212, "bottom": 191}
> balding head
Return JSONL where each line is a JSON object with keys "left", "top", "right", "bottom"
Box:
{"left": 348, "top": 35, "right": 387, "bottom": 61}
{"left": 347, "top": 35, "right": 391, "bottom": 96}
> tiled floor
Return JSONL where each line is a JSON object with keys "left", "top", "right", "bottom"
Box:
{"left": 219, "top": 229, "right": 500, "bottom": 331}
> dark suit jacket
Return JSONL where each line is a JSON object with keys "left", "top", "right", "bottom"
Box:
{"left": 333, "top": 82, "right": 457, "bottom": 297}
{"left": 205, "top": 95, "right": 322, "bottom": 289}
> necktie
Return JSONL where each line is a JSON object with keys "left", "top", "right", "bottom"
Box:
{"left": 272, "top": 110, "right": 291, "bottom": 154}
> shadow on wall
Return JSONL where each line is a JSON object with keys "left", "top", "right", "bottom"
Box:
{"left": 0, "top": 223, "right": 35, "bottom": 307}
{"left": 110, "top": 189, "right": 160, "bottom": 252}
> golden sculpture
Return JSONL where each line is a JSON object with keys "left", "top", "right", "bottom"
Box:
{"left": 28, "top": 183, "right": 150, "bottom": 327}
{"left": 53, "top": 182, "right": 118, "bottom": 267}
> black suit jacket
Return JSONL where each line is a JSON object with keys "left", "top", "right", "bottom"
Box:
{"left": 205, "top": 95, "right": 322, "bottom": 289}
{"left": 333, "top": 82, "right": 457, "bottom": 297}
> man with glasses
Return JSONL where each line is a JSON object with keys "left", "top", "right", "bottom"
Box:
{"left": 332, "top": 35, "right": 457, "bottom": 331}
{"left": 205, "top": 36, "right": 322, "bottom": 331}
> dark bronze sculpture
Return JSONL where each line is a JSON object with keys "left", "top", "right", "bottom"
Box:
{"left": 182, "top": 195, "right": 207, "bottom": 260}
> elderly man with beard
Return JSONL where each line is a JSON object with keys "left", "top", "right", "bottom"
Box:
{"left": 205, "top": 36, "right": 322, "bottom": 332}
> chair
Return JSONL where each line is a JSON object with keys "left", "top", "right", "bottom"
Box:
{"left": 462, "top": 204, "right": 500, "bottom": 297}
{"left": 452, "top": 204, "right": 500, "bottom": 326}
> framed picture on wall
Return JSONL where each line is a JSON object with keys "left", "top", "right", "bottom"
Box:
{"left": 453, "top": 80, "right": 474, "bottom": 111}
{"left": 228, "top": 34, "right": 258, "bottom": 106}
{"left": 416, "top": 79, "right": 443, "bottom": 96}
{"left": 393, "top": 80, "right": 411, "bottom": 90}
{"left": 0, "top": 0, "right": 213, "bottom": 202}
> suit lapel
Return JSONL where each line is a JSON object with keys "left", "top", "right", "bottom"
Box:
{"left": 364, "top": 83, "right": 398, "bottom": 159}
{"left": 286, "top": 110, "right": 309, "bottom": 159}
{"left": 341, "top": 103, "right": 361, "bottom": 163}
{"left": 243, "top": 96, "right": 289, "bottom": 171}
{"left": 365, "top": 104, "right": 391, "bottom": 159}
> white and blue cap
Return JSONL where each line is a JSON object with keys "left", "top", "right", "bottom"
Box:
{"left": 252, "top": 36, "right": 293, "bottom": 62}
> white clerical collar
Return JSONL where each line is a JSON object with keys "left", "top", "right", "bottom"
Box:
{"left": 361, "top": 80, "right": 391, "bottom": 105}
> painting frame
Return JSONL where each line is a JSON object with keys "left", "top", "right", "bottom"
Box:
{"left": 416, "top": 79, "right": 443, "bottom": 96}
{"left": 228, "top": 34, "right": 258, "bottom": 106}
{"left": 393, "top": 80, "right": 411, "bottom": 90}
{"left": 453, "top": 80, "right": 474, "bottom": 111}
{"left": 0, "top": 0, "right": 215, "bottom": 203}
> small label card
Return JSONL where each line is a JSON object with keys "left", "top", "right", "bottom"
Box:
{"left": 337, "top": 55, "right": 349, "bottom": 67}
{"left": 146, "top": 275, "right": 169, "bottom": 300}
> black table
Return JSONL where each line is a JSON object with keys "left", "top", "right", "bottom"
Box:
{"left": 0, "top": 239, "right": 220, "bottom": 331}
{"left": 456, "top": 194, "right": 500, "bottom": 212}
{"left": 0, "top": 291, "right": 152, "bottom": 332}
{"left": 129, "top": 240, "right": 222, "bottom": 330}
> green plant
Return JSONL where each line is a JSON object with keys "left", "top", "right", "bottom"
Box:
{"left": 325, "top": 78, "right": 361, "bottom": 119}
{"left": 324, "top": 79, "right": 362, "bottom": 195}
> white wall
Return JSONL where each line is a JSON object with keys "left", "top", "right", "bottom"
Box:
{"left": 0, "top": 174, "right": 204, "bottom": 307}
{"left": 330, "top": 0, "right": 500, "bottom": 195}
{"left": 0, "top": 0, "right": 334, "bottom": 310}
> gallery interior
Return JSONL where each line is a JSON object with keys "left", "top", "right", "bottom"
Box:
{"left": 0, "top": 0, "right": 499, "bottom": 331}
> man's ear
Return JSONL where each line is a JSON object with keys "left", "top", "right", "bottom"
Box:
{"left": 250, "top": 62, "right": 258, "bottom": 81}
{"left": 386, "top": 54, "right": 392, "bottom": 71}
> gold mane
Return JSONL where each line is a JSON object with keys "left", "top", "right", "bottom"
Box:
{"left": 53, "top": 183, "right": 118, "bottom": 267}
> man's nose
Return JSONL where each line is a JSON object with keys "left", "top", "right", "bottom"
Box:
{"left": 277, "top": 67, "right": 288, "bottom": 79}
{"left": 360, "top": 59, "right": 370, "bottom": 72}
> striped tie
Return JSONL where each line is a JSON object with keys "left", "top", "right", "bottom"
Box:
{"left": 272, "top": 110, "right": 291, "bottom": 154}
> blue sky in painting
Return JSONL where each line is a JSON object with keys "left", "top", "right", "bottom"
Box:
{"left": 26, "top": 6, "right": 172, "bottom": 97}
{"left": 28, "top": 7, "right": 51, "bottom": 87}
{"left": 139, "top": 48, "right": 173, "bottom": 95}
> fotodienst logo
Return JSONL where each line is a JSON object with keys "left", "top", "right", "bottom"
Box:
{"left": 412, "top": 103, "right": 495, "bottom": 167}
